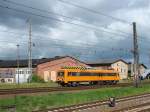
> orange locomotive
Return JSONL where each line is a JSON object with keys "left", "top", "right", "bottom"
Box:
{"left": 57, "top": 66, "right": 120, "bottom": 86}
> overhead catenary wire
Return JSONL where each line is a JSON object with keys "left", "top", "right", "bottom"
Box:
{"left": 57, "top": 0, "right": 150, "bottom": 40}
{"left": 0, "top": 31, "right": 134, "bottom": 52}
{"left": 2, "top": 0, "right": 136, "bottom": 37}
{"left": 0, "top": 30, "right": 148, "bottom": 51}
{"left": 0, "top": 0, "right": 149, "bottom": 43}
{"left": 1, "top": 1, "right": 149, "bottom": 44}
{"left": 3, "top": 0, "right": 130, "bottom": 24}
{"left": 57, "top": 0, "right": 131, "bottom": 25}
{"left": 1, "top": 29, "right": 150, "bottom": 45}
{"left": 0, "top": 0, "right": 148, "bottom": 61}
{"left": 0, "top": 4, "right": 133, "bottom": 39}
{"left": 0, "top": 39, "right": 133, "bottom": 54}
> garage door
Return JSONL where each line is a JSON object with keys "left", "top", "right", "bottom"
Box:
{"left": 44, "top": 71, "right": 50, "bottom": 82}
{"left": 51, "top": 71, "right": 57, "bottom": 82}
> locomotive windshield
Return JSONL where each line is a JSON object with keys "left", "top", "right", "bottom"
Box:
{"left": 58, "top": 72, "right": 64, "bottom": 77}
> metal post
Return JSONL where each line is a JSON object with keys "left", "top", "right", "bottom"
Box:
{"left": 133, "top": 22, "right": 140, "bottom": 87}
{"left": 16, "top": 44, "right": 20, "bottom": 84}
{"left": 28, "top": 18, "right": 32, "bottom": 82}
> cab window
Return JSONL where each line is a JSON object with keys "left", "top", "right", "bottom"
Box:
{"left": 58, "top": 72, "right": 64, "bottom": 76}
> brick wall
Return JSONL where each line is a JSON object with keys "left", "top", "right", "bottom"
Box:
{"left": 0, "top": 68, "right": 16, "bottom": 74}
{"left": 36, "top": 57, "right": 89, "bottom": 81}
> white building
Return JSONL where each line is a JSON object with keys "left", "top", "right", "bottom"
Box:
{"left": 0, "top": 73, "right": 14, "bottom": 83}
{"left": 87, "top": 59, "right": 129, "bottom": 80}
{"left": 15, "top": 68, "right": 32, "bottom": 83}
{"left": 128, "top": 63, "right": 147, "bottom": 77}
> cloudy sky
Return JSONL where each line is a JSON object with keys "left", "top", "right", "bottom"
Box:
{"left": 0, "top": 0, "right": 150, "bottom": 66}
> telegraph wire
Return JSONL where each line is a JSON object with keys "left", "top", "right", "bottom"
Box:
{"left": 0, "top": 5, "right": 133, "bottom": 39}
{"left": 0, "top": 30, "right": 150, "bottom": 49}
{"left": 1, "top": 2, "right": 150, "bottom": 44}
{"left": 57, "top": 0, "right": 150, "bottom": 40}
{"left": 0, "top": 1, "right": 147, "bottom": 60}
{"left": 0, "top": 28, "right": 150, "bottom": 46}
{"left": 2, "top": 0, "right": 79, "bottom": 21}
{"left": 0, "top": 31, "right": 134, "bottom": 51}
{"left": 0, "top": 39, "right": 132, "bottom": 53}
{"left": 57, "top": 0, "right": 131, "bottom": 25}
{"left": 0, "top": 29, "right": 150, "bottom": 46}
{"left": 0, "top": 35, "right": 133, "bottom": 54}
{"left": 2, "top": 0, "right": 132, "bottom": 36}
{"left": 0, "top": 2, "right": 149, "bottom": 43}
{"left": 0, "top": 31, "right": 148, "bottom": 52}
{"left": 0, "top": 1, "right": 149, "bottom": 43}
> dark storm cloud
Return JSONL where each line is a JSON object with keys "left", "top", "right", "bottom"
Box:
{"left": 0, "top": 0, "right": 150, "bottom": 67}
{"left": 0, "top": 0, "right": 59, "bottom": 31}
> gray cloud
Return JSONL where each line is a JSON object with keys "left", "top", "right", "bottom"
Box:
{"left": 0, "top": 0, "right": 150, "bottom": 67}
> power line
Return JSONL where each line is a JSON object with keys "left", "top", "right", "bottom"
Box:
{"left": 1, "top": 29, "right": 150, "bottom": 46}
{"left": 0, "top": 33, "right": 134, "bottom": 51}
{"left": 1, "top": 30, "right": 150, "bottom": 49}
{"left": 0, "top": 2, "right": 148, "bottom": 62}
{"left": 57, "top": 0, "right": 131, "bottom": 24}
{"left": 0, "top": 28, "right": 133, "bottom": 43}
{"left": 2, "top": 0, "right": 132, "bottom": 36}
{"left": 57, "top": 0, "right": 150, "bottom": 40}
{"left": 0, "top": 5, "right": 133, "bottom": 39}
{"left": 1, "top": 2, "right": 149, "bottom": 44}
{"left": 1, "top": 0, "right": 150, "bottom": 48}
{"left": 2, "top": 0, "right": 79, "bottom": 21}
{"left": 1, "top": 30, "right": 149, "bottom": 52}
{"left": 1, "top": 1, "right": 150, "bottom": 43}
{"left": 0, "top": 35, "right": 133, "bottom": 56}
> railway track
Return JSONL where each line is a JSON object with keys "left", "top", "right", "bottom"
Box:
{"left": 32, "top": 93, "right": 150, "bottom": 112}
{"left": 0, "top": 83, "right": 132, "bottom": 96}
{"left": 113, "top": 102, "right": 150, "bottom": 112}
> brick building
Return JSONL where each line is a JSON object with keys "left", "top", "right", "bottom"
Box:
{"left": 36, "top": 56, "right": 89, "bottom": 82}
{"left": 0, "top": 56, "right": 89, "bottom": 82}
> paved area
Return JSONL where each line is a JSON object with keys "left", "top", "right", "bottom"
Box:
{"left": 76, "top": 95, "right": 150, "bottom": 112}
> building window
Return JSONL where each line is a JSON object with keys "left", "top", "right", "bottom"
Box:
{"left": 8, "top": 79, "right": 12, "bottom": 82}
{"left": 1, "top": 79, "right": 5, "bottom": 83}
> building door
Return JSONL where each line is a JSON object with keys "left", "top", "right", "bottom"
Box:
{"left": 44, "top": 71, "right": 50, "bottom": 82}
{"left": 50, "top": 71, "right": 56, "bottom": 82}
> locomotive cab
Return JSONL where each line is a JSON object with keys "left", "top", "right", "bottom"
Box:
{"left": 56, "top": 70, "right": 65, "bottom": 86}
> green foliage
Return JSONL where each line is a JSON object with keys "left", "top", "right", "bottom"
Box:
{"left": 0, "top": 82, "right": 58, "bottom": 89}
{"left": 0, "top": 83, "right": 150, "bottom": 112}
{"left": 31, "top": 74, "right": 45, "bottom": 83}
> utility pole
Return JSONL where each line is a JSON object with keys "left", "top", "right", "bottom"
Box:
{"left": 16, "top": 44, "right": 20, "bottom": 84}
{"left": 133, "top": 22, "right": 140, "bottom": 87}
{"left": 28, "top": 18, "right": 32, "bottom": 82}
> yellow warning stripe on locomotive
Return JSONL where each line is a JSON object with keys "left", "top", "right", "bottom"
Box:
{"left": 61, "top": 66, "right": 87, "bottom": 70}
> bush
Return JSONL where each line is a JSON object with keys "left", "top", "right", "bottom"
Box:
{"left": 31, "top": 74, "right": 45, "bottom": 83}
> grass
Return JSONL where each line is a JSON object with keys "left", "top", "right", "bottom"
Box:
{"left": 0, "top": 83, "right": 150, "bottom": 112}
{"left": 0, "top": 82, "right": 58, "bottom": 89}
{"left": 0, "top": 79, "right": 149, "bottom": 89}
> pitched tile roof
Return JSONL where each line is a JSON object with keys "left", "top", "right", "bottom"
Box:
{"left": 87, "top": 59, "right": 128, "bottom": 65}
{"left": 0, "top": 56, "right": 87, "bottom": 68}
